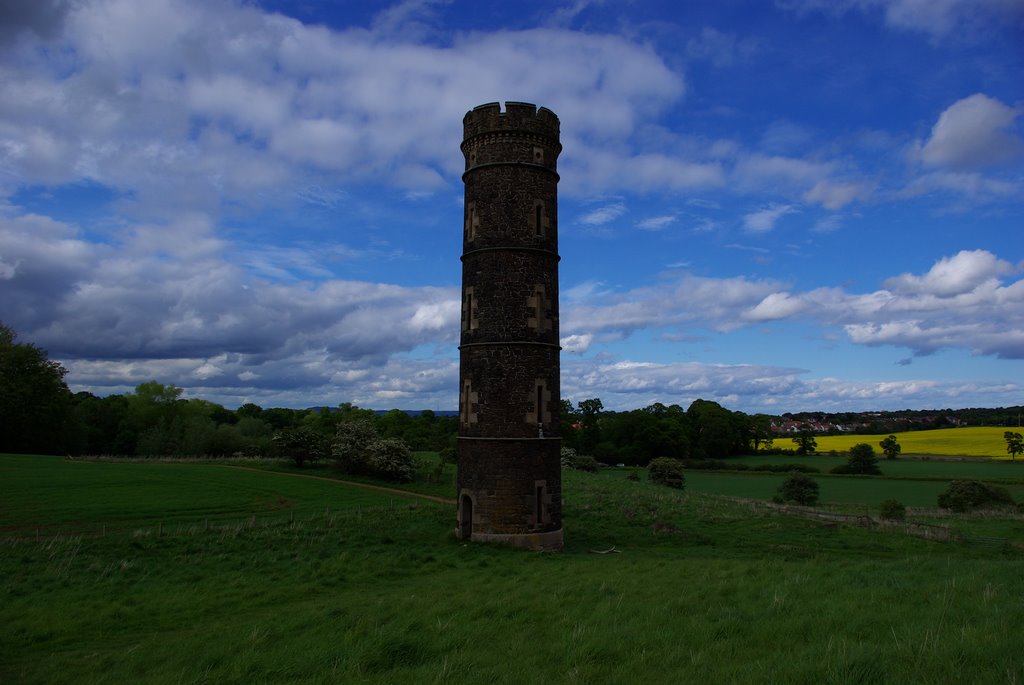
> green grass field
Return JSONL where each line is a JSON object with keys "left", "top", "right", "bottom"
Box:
{"left": 2, "top": 454, "right": 1023, "bottom": 684}
{"left": 675, "top": 454, "right": 1024, "bottom": 510}
{"left": 811, "top": 426, "right": 1018, "bottom": 458}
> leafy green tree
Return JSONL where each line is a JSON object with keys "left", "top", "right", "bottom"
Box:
{"left": 560, "top": 446, "right": 599, "bottom": 472}
{"left": 647, "top": 457, "right": 685, "bottom": 489}
{"left": 687, "top": 399, "right": 746, "bottom": 458}
{"left": 831, "top": 443, "right": 882, "bottom": 475}
{"left": 236, "top": 402, "right": 264, "bottom": 420}
{"left": 879, "top": 435, "right": 901, "bottom": 460}
{"left": 600, "top": 405, "right": 690, "bottom": 465}
{"left": 261, "top": 407, "right": 309, "bottom": 430}
{"left": 878, "top": 499, "right": 906, "bottom": 520}
{"left": 938, "top": 480, "right": 1016, "bottom": 512}
{"left": 792, "top": 429, "right": 817, "bottom": 456}
{"left": 750, "top": 414, "right": 775, "bottom": 453}
{"left": 1004, "top": 431, "right": 1023, "bottom": 461}
{"left": 332, "top": 420, "right": 380, "bottom": 474}
{"left": 273, "top": 426, "right": 328, "bottom": 467}
{"left": 774, "top": 472, "right": 819, "bottom": 505}
{"left": 0, "top": 323, "right": 77, "bottom": 454}
{"left": 576, "top": 398, "right": 604, "bottom": 454}
{"left": 364, "top": 438, "right": 416, "bottom": 482}
{"left": 72, "top": 392, "right": 131, "bottom": 455}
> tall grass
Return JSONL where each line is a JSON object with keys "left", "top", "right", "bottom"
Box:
{"left": 2, "top": 456, "right": 1023, "bottom": 684}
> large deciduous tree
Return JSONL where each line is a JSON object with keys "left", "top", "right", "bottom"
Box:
{"left": 832, "top": 443, "right": 883, "bottom": 475}
{"left": 792, "top": 429, "right": 817, "bottom": 456}
{"left": 1005, "top": 431, "right": 1023, "bottom": 461}
{"left": 879, "top": 435, "right": 901, "bottom": 460}
{"left": 0, "top": 323, "right": 77, "bottom": 454}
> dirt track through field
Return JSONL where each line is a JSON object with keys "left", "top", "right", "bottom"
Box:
{"left": 219, "top": 464, "right": 456, "bottom": 505}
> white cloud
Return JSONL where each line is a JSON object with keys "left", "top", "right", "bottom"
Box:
{"left": 0, "top": 1, "right": 689, "bottom": 211}
{"left": 565, "top": 146, "right": 724, "bottom": 195}
{"left": 562, "top": 357, "right": 1021, "bottom": 413}
{"left": 878, "top": 0, "right": 1024, "bottom": 39}
{"left": 1, "top": 208, "right": 460, "bottom": 381}
{"left": 732, "top": 154, "right": 834, "bottom": 192}
{"left": 742, "top": 204, "right": 799, "bottom": 233}
{"left": 813, "top": 215, "right": 843, "bottom": 233}
{"left": 561, "top": 249, "right": 1024, "bottom": 360}
{"left": 777, "top": 0, "right": 1024, "bottom": 41}
{"left": 560, "top": 333, "right": 593, "bottom": 353}
{"left": 883, "top": 249, "right": 1014, "bottom": 297}
{"left": 900, "top": 171, "right": 1020, "bottom": 201}
{"left": 579, "top": 202, "right": 626, "bottom": 226}
{"left": 919, "top": 94, "right": 1024, "bottom": 170}
{"left": 744, "top": 292, "right": 807, "bottom": 321}
{"left": 803, "top": 180, "right": 868, "bottom": 210}
{"left": 636, "top": 215, "right": 677, "bottom": 231}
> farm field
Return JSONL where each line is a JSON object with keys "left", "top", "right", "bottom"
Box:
{"left": 0, "top": 454, "right": 424, "bottom": 534}
{"left": 811, "top": 426, "right": 1016, "bottom": 458}
{"left": 2, "top": 454, "right": 1023, "bottom": 684}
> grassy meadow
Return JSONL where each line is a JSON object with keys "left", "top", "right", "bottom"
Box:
{"left": 2, "top": 453, "right": 1024, "bottom": 684}
{"left": 811, "top": 426, "right": 1017, "bottom": 458}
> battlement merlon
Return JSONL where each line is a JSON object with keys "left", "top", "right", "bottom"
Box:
{"left": 463, "top": 101, "right": 561, "bottom": 141}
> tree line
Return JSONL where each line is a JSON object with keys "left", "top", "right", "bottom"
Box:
{"left": 3, "top": 322, "right": 1020, "bottom": 464}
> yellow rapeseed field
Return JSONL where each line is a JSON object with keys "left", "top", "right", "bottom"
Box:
{"left": 812, "top": 426, "right": 1020, "bottom": 458}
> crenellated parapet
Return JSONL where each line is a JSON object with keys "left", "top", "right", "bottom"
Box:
{"left": 462, "top": 102, "right": 562, "bottom": 173}
{"left": 463, "top": 101, "right": 560, "bottom": 140}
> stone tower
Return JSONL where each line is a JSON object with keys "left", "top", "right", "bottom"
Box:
{"left": 456, "top": 101, "right": 563, "bottom": 550}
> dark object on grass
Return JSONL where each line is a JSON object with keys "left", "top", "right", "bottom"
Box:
{"left": 878, "top": 499, "right": 906, "bottom": 520}
{"left": 774, "top": 472, "right": 819, "bottom": 505}
{"left": 648, "top": 457, "right": 685, "bottom": 489}
{"left": 937, "top": 480, "right": 1016, "bottom": 512}
{"left": 830, "top": 443, "right": 882, "bottom": 475}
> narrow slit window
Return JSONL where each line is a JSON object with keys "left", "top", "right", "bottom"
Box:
{"left": 535, "top": 484, "right": 545, "bottom": 526}
{"left": 466, "top": 202, "right": 478, "bottom": 241}
{"left": 535, "top": 204, "right": 543, "bottom": 236}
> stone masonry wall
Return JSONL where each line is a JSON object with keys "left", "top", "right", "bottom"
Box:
{"left": 457, "top": 102, "right": 563, "bottom": 545}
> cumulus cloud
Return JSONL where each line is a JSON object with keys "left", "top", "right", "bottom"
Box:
{"left": 919, "top": 94, "right": 1024, "bottom": 170}
{"left": 562, "top": 249, "right": 1024, "bottom": 360}
{"left": 561, "top": 357, "right": 1020, "bottom": 413}
{"left": 560, "top": 333, "right": 593, "bottom": 353}
{"left": 883, "top": 249, "right": 1014, "bottom": 297}
{"left": 742, "top": 204, "right": 799, "bottom": 232}
{"left": 744, "top": 292, "right": 808, "bottom": 321}
{"left": 562, "top": 273, "right": 789, "bottom": 338}
{"left": 0, "top": 208, "right": 461, "bottom": 400}
{"left": 0, "top": 0, "right": 688, "bottom": 210}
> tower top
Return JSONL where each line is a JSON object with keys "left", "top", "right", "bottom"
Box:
{"left": 463, "top": 101, "right": 560, "bottom": 141}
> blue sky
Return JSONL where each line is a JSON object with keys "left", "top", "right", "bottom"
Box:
{"left": 1, "top": 0, "right": 1022, "bottom": 413}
